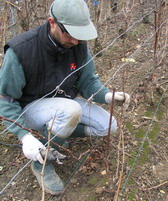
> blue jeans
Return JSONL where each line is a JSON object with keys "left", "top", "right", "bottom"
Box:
{"left": 23, "top": 97, "right": 117, "bottom": 139}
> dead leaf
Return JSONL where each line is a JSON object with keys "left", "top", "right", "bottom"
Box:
{"left": 121, "top": 58, "right": 136, "bottom": 63}
{"left": 101, "top": 170, "right": 107, "bottom": 175}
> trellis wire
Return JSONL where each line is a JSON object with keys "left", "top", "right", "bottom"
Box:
{"left": 0, "top": 100, "right": 89, "bottom": 195}
{"left": 9, "top": 6, "right": 15, "bottom": 36}
{"left": 0, "top": 2, "right": 167, "bottom": 197}
{"left": 119, "top": 83, "right": 168, "bottom": 197}
{"left": 92, "top": 18, "right": 168, "bottom": 98}
{"left": 0, "top": 5, "right": 158, "bottom": 135}
{"left": 0, "top": 15, "right": 167, "bottom": 197}
{"left": 58, "top": 6, "right": 157, "bottom": 88}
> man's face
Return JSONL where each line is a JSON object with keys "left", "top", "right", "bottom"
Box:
{"left": 49, "top": 18, "right": 79, "bottom": 48}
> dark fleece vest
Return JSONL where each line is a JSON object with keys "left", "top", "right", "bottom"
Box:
{"left": 4, "top": 22, "right": 87, "bottom": 108}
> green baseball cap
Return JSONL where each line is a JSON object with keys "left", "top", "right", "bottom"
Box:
{"left": 49, "top": 0, "right": 98, "bottom": 40}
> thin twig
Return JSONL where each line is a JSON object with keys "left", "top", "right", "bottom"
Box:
{"left": 41, "top": 115, "right": 56, "bottom": 201}
{"left": 115, "top": 125, "right": 121, "bottom": 179}
{"left": 5, "top": 1, "right": 21, "bottom": 10}
{"left": 106, "top": 88, "right": 116, "bottom": 154}
{"left": 2, "top": 2, "right": 9, "bottom": 47}
{"left": 0, "top": 116, "right": 78, "bottom": 160}
{"left": 24, "top": 0, "right": 29, "bottom": 30}
{"left": 0, "top": 116, "right": 32, "bottom": 133}
{"left": 1, "top": 115, "right": 98, "bottom": 161}
{"left": 143, "top": 180, "right": 168, "bottom": 191}
{"left": 114, "top": 171, "right": 122, "bottom": 201}
{"left": 0, "top": 22, "right": 16, "bottom": 30}
{"left": 105, "top": 88, "right": 115, "bottom": 173}
{"left": 114, "top": 61, "right": 127, "bottom": 198}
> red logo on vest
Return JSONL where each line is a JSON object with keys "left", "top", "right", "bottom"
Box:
{"left": 70, "top": 63, "right": 77, "bottom": 70}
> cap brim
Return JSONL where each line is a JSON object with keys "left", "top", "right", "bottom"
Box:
{"left": 64, "top": 21, "right": 97, "bottom": 41}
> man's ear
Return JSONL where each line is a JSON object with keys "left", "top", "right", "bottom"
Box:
{"left": 48, "top": 17, "right": 56, "bottom": 29}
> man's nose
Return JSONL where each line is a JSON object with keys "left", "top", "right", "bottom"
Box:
{"left": 71, "top": 38, "right": 78, "bottom": 45}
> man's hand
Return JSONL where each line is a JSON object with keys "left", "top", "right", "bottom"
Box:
{"left": 21, "top": 133, "right": 46, "bottom": 164}
{"left": 105, "top": 92, "right": 130, "bottom": 109}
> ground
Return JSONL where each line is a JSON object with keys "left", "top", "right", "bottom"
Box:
{"left": 0, "top": 0, "right": 168, "bottom": 201}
